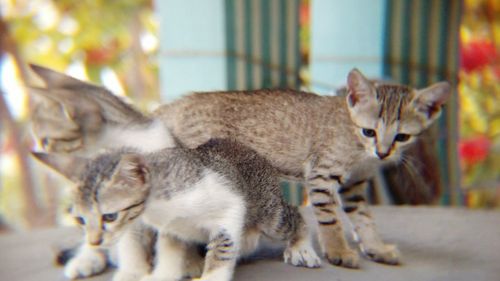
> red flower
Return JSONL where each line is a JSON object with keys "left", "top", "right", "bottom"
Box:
{"left": 85, "top": 39, "right": 119, "bottom": 66}
{"left": 460, "top": 39, "right": 498, "bottom": 73}
{"left": 459, "top": 136, "right": 491, "bottom": 166}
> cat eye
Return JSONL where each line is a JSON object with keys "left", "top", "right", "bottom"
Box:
{"left": 75, "top": 216, "right": 85, "bottom": 225}
{"left": 395, "top": 133, "right": 411, "bottom": 142}
{"left": 362, "top": 128, "right": 376, "bottom": 138}
{"left": 102, "top": 213, "right": 118, "bottom": 223}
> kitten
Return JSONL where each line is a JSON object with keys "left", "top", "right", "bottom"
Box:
{"left": 29, "top": 65, "right": 450, "bottom": 268}
{"left": 33, "top": 139, "right": 321, "bottom": 281}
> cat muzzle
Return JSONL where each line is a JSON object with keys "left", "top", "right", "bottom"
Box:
{"left": 376, "top": 151, "right": 390, "bottom": 160}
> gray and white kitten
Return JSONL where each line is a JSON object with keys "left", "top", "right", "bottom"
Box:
{"left": 33, "top": 139, "right": 321, "bottom": 281}
{"left": 29, "top": 65, "right": 450, "bottom": 268}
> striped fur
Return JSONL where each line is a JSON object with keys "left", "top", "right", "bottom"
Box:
{"left": 34, "top": 139, "right": 320, "bottom": 281}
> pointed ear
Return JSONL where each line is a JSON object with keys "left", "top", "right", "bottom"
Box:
{"left": 31, "top": 152, "right": 88, "bottom": 182}
{"left": 346, "top": 68, "right": 376, "bottom": 108}
{"left": 412, "top": 81, "right": 451, "bottom": 120}
{"left": 30, "top": 64, "right": 86, "bottom": 89}
{"left": 113, "top": 154, "right": 149, "bottom": 186}
{"left": 28, "top": 86, "right": 102, "bottom": 121}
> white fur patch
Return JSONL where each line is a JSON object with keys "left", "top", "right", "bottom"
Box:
{"left": 141, "top": 170, "right": 245, "bottom": 281}
{"left": 101, "top": 119, "right": 176, "bottom": 152}
{"left": 143, "top": 169, "right": 246, "bottom": 244}
{"left": 64, "top": 244, "right": 107, "bottom": 279}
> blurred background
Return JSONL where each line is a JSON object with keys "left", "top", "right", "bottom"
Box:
{"left": 0, "top": 0, "right": 498, "bottom": 231}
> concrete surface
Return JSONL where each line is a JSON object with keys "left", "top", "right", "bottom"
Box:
{"left": 1, "top": 206, "right": 499, "bottom": 281}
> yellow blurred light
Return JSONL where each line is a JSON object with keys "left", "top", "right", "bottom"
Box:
{"left": 490, "top": 119, "right": 500, "bottom": 137}
{"left": 0, "top": 54, "right": 27, "bottom": 119}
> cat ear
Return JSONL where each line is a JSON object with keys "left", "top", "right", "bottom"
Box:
{"left": 412, "top": 81, "right": 451, "bottom": 121}
{"left": 31, "top": 152, "right": 88, "bottom": 182}
{"left": 113, "top": 154, "right": 149, "bottom": 186}
{"left": 30, "top": 64, "right": 88, "bottom": 89}
{"left": 28, "top": 86, "right": 102, "bottom": 122}
{"left": 346, "top": 68, "right": 377, "bottom": 108}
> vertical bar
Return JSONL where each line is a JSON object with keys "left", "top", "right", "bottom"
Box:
{"left": 436, "top": 0, "right": 450, "bottom": 205}
{"left": 390, "top": 0, "right": 403, "bottom": 82}
{"left": 446, "top": 0, "right": 462, "bottom": 205}
{"left": 235, "top": 0, "right": 246, "bottom": 90}
{"left": 409, "top": 0, "right": 421, "bottom": 86}
{"left": 244, "top": 0, "right": 254, "bottom": 89}
{"left": 418, "top": 0, "right": 430, "bottom": 87}
{"left": 382, "top": 0, "right": 394, "bottom": 78}
{"left": 225, "top": 0, "right": 236, "bottom": 90}
{"left": 252, "top": 0, "right": 263, "bottom": 89}
{"left": 261, "top": 0, "right": 272, "bottom": 87}
{"left": 294, "top": 0, "right": 301, "bottom": 89}
{"left": 400, "top": 0, "right": 412, "bottom": 84}
{"left": 286, "top": 0, "right": 298, "bottom": 88}
{"left": 270, "top": 0, "right": 280, "bottom": 86}
{"left": 279, "top": 0, "right": 288, "bottom": 87}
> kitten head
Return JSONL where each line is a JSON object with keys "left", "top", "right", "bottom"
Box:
{"left": 345, "top": 68, "right": 450, "bottom": 161}
{"left": 32, "top": 150, "right": 150, "bottom": 247}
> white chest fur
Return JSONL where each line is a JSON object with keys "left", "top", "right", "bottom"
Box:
{"left": 142, "top": 169, "right": 247, "bottom": 243}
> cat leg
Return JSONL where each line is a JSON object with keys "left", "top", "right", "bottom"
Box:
{"left": 339, "top": 180, "right": 401, "bottom": 265}
{"left": 113, "top": 224, "right": 154, "bottom": 281}
{"left": 264, "top": 204, "right": 321, "bottom": 268}
{"left": 140, "top": 233, "right": 188, "bottom": 281}
{"left": 239, "top": 228, "right": 261, "bottom": 257}
{"left": 305, "top": 164, "right": 359, "bottom": 268}
{"left": 63, "top": 243, "right": 107, "bottom": 279}
{"left": 196, "top": 229, "right": 239, "bottom": 281}
{"left": 182, "top": 243, "right": 204, "bottom": 279}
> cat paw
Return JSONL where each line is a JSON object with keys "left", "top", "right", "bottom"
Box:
{"left": 64, "top": 248, "right": 107, "bottom": 279}
{"left": 361, "top": 243, "right": 401, "bottom": 265}
{"left": 324, "top": 248, "right": 360, "bottom": 269}
{"left": 284, "top": 244, "right": 322, "bottom": 268}
{"left": 113, "top": 271, "right": 148, "bottom": 281}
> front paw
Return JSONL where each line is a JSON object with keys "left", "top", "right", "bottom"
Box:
{"left": 324, "top": 248, "right": 360, "bottom": 269}
{"left": 284, "top": 244, "right": 322, "bottom": 268}
{"left": 64, "top": 248, "right": 107, "bottom": 279}
{"left": 361, "top": 243, "right": 401, "bottom": 265}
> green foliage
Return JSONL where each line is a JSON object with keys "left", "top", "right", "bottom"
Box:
{"left": 5, "top": 0, "right": 159, "bottom": 104}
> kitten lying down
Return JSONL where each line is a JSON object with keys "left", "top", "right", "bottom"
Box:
{"left": 33, "top": 139, "right": 321, "bottom": 281}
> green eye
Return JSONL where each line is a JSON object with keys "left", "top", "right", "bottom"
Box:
{"left": 75, "top": 216, "right": 85, "bottom": 225}
{"left": 102, "top": 213, "right": 118, "bottom": 223}
{"left": 395, "top": 133, "right": 411, "bottom": 142}
{"left": 362, "top": 128, "right": 376, "bottom": 138}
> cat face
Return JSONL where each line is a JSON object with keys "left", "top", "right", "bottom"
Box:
{"left": 346, "top": 69, "right": 450, "bottom": 161}
{"left": 32, "top": 151, "right": 149, "bottom": 247}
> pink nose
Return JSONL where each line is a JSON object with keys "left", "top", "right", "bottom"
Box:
{"left": 376, "top": 151, "right": 390, "bottom": 159}
{"left": 89, "top": 238, "right": 103, "bottom": 246}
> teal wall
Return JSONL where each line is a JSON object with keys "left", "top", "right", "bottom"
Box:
{"left": 157, "top": 0, "right": 227, "bottom": 101}
{"left": 310, "top": 0, "right": 386, "bottom": 94}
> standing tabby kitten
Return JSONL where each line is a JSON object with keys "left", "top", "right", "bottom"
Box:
{"left": 33, "top": 139, "right": 321, "bottom": 281}
{"left": 29, "top": 65, "right": 450, "bottom": 268}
